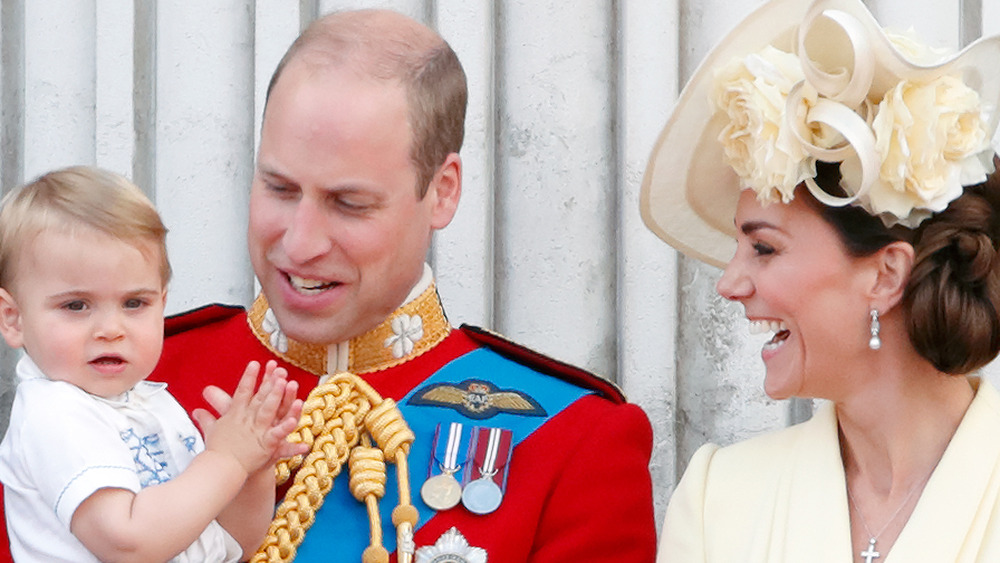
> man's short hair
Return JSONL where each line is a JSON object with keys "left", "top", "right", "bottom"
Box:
{"left": 264, "top": 9, "right": 468, "bottom": 198}
{"left": 0, "top": 166, "right": 171, "bottom": 289}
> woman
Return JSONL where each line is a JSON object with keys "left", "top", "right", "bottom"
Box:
{"left": 642, "top": 0, "right": 1000, "bottom": 561}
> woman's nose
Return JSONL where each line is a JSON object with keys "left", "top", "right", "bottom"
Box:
{"left": 716, "top": 258, "right": 752, "bottom": 301}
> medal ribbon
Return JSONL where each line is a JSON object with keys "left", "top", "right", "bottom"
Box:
{"left": 469, "top": 427, "right": 513, "bottom": 490}
{"left": 429, "top": 422, "right": 468, "bottom": 477}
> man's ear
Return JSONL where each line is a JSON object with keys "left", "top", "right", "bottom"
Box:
{"left": 868, "top": 241, "right": 914, "bottom": 312}
{"left": 428, "top": 153, "right": 462, "bottom": 230}
{"left": 0, "top": 288, "right": 25, "bottom": 349}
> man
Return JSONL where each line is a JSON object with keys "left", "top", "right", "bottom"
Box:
{"left": 1, "top": 9, "right": 656, "bottom": 562}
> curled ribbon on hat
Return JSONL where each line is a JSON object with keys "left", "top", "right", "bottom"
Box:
{"left": 798, "top": 7, "right": 873, "bottom": 107}
{"left": 713, "top": 0, "right": 995, "bottom": 228}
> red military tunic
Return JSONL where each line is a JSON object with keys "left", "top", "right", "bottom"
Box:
{"left": 0, "top": 281, "right": 655, "bottom": 562}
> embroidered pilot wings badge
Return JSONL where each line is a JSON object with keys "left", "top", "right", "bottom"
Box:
{"left": 408, "top": 379, "right": 547, "bottom": 419}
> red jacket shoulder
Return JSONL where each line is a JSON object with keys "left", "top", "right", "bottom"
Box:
{"left": 164, "top": 303, "right": 245, "bottom": 337}
{"left": 459, "top": 324, "right": 627, "bottom": 404}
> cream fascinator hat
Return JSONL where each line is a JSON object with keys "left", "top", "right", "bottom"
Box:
{"left": 640, "top": 0, "right": 1000, "bottom": 268}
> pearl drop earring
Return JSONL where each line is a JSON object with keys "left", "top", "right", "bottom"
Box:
{"left": 868, "top": 309, "right": 881, "bottom": 350}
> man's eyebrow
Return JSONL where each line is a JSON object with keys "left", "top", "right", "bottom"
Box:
{"left": 257, "top": 167, "right": 291, "bottom": 182}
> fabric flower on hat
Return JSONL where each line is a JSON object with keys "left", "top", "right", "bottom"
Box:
{"left": 867, "top": 75, "right": 991, "bottom": 227}
{"left": 712, "top": 46, "right": 840, "bottom": 205}
{"left": 711, "top": 29, "right": 994, "bottom": 228}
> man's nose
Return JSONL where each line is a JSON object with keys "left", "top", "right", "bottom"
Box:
{"left": 283, "top": 198, "right": 333, "bottom": 264}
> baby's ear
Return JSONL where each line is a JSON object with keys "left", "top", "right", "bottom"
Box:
{"left": 0, "top": 288, "right": 25, "bottom": 349}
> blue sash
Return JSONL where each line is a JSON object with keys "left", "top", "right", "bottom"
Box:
{"left": 295, "top": 347, "right": 591, "bottom": 560}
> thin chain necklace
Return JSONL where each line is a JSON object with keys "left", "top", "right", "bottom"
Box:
{"left": 845, "top": 474, "right": 931, "bottom": 563}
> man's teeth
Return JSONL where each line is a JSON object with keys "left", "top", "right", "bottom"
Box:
{"left": 289, "top": 274, "right": 335, "bottom": 293}
{"left": 749, "top": 320, "right": 787, "bottom": 335}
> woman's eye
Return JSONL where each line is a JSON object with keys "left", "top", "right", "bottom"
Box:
{"left": 752, "top": 242, "right": 775, "bottom": 256}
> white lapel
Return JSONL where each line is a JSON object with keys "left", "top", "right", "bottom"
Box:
{"left": 885, "top": 379, "right": 1000, "bottom": 562}
{"left": 779, "top": 401, "right": 855, "bottom": 562}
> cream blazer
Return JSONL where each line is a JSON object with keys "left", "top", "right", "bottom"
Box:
{"left": 658, "top": 379, "right": 1000, "bottom": 562}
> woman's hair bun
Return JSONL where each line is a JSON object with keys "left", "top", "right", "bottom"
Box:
{"left": 905, "top": 156, "right": 1000, "bottom": 374}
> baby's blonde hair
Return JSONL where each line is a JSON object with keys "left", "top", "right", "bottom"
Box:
{"left": 0, "top": 166, "right": 170, "bottom": 289}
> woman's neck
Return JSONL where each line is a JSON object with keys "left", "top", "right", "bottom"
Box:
{"left": 834, "top": 357, "right": 973, "bottom": 561}
{"left": 836, "top": 364, "right": 973, "bottom": 494}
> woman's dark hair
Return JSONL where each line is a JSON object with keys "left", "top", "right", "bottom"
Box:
{"left": 805, "top": 157, "right": 1000, "bottom": 374}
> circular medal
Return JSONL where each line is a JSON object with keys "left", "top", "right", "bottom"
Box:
{"left": 421, "top": 472, "right": 463, "bottom": 511}
{"left": 461, "top": 477, "right": 503, "bottom": 515}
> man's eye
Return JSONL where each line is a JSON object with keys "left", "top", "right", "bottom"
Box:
{"left": 265, "top": 182, "right": 296, "bottom": 197}
{"left": 338, "top": 199, "right": 367, "bottom": 211}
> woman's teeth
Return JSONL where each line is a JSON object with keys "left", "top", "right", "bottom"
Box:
{"left": 750, "top": 320, "right": 790, "bottom": 351}
{"left": 749, "top": 320, "right": 787, "bottom": 335}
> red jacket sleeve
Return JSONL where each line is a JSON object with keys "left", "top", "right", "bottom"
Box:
{"left": 0, "top": 487, "right": 9, "bottom": 563}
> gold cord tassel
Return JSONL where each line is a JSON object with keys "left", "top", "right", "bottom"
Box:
{"left": 350, "top": 442, "right": 388, "bottom": 563}
{"left": 251, "top": 372, "right": 415, "bottom": 563}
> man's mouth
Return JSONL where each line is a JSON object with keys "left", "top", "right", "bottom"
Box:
{"left": 750, "top": 320, "right": 790, "bottom": 351}
{"left": 287, "top": 274, "right": 340, "bottom": 295}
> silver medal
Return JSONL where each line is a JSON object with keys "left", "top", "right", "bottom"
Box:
{"left": 421, "top": 471, "right": 463, "bottom": 511}
{"left": 461, "top": 476, "right": 503, "bottom": 515}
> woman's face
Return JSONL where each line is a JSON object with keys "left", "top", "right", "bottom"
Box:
{"left": 716, "top": 189, "right": 877, "bottom": 400}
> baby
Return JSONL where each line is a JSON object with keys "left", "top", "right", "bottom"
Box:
{"left": 0, "top": 166, "right": 306, "bottom": 562}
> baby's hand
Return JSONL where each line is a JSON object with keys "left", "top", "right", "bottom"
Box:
{"left": 193, "top": 360, "right": 306, "bottom": 473}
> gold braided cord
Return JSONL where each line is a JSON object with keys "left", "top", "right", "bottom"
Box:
{"left": 252, "top": 372, "right": 416, "bottom": 563}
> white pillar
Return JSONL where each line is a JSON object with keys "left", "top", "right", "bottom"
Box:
{"left": 154, "top": 3, "right": 256, "bottom": 313}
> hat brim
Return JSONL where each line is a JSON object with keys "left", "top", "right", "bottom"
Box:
{"left": 640, "top": 0, "right": 1000, "bottom": 269}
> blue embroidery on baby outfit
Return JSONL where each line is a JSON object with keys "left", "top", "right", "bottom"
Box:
{"left": 120, "top": 429, "right": 170, "bottom": 487}
{"left": 181, "top": 434, "right": 198, "bottom": 454}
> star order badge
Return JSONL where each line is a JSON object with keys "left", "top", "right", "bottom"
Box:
{"left": 408, "top": 379, "right": 546, "bottom": 419}
{"left": 415, "top": 527, "right": 487, "bottom": 563}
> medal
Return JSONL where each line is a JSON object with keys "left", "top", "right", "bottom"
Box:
{"left": 461, "top": 427, "right": 512, "bottom": 515}
{"left": 422, "top": 472, "right": 463, "bottom": 511}
{"left": 461, "top": 474, "right": 503, "bottom": 515}
{"left": 421, "top": 422, "right": 469, "bottom": 511}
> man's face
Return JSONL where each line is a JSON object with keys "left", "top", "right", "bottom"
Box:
{"left": 249, "top": 62, "right": 447, "bottom": 345}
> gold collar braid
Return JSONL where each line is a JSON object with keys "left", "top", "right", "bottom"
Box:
{"left": 252, "top": 372, "right": 418, "bottom": 563}
{"left": 247, "top": 282, "right": 452, "bottom": 376}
